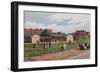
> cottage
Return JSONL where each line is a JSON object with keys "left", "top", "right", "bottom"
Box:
{"left": 24, "top": 29, "right": 34, "bottom": 43}
{"left": 51, "top": 32, "right": 66, "bottom": 43}
{"left": 24, "top": 28, "right": 44, "bottom": 43}
{"left": 66, "top": 34, "right": 73, "bottom": 43}
{"left": 24, "top": 29, "right": 75, "bottom": 44}
{"left": 31, "top": 34, "right": 40, "bottom": 44}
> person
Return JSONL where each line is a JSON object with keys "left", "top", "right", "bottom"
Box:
{"left": 63, "top": 43, "right": 66, "bottom": 49}
{"left": 60, "top": 43, "right": 66, "bottom": 51}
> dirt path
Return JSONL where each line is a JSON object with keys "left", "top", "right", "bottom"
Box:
{"left": 29, "top": 48, "right": 90, "bottom": 61}
{"left": 69, "top": 50, "right": 90, "bottom": 59}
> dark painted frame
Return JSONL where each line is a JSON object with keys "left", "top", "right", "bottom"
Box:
{"left": 11, "top": 1, "right": 98, "bottom": 72}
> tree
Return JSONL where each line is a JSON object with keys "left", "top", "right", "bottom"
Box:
{"left": 40, "top": 29, "right": 52, "bottom": 48}
{"left": 78, "top": 37, "right": 87, "bottom": 50}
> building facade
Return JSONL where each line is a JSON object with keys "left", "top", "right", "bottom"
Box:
{"left": 31, "top": 34, "right": 40, "bottom": 44}
{"left": 66, "top": 34, "right": 74, "bottom": 43}
{"left": 24, "top": 29, "right": 89, "bottom": 44}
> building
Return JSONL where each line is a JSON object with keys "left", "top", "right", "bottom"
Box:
{"left": 73, "top": 30, "right": 90, "bottom": 40}
{"left": 24, "top": 29, "right": 33, "bottom": 43}
{"left": 24, "top": 29, "right": 67, "bottom": 44}
{"left": 24, "top": 28, "right": 45, "bottom": 43}
{"left": 24, "top": 29, "right": 90, "bottom": 45}
{"left": 31, "top": 34, "right": 40, "bottom": 44}
{"left": 51, "top": 32, "right": 66, "bottom": 43}
{"left": 66, "top": 34, "right": 74, "bottom": 43}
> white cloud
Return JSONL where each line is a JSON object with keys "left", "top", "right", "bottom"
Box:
{"left": 24, "top": 21, "right": 45, "bottom": 29}
{"left": 25, "top": 20, "right": 90, "bottom": 34}
{"left": 49, "top": 13, "right": 90, "bottom": 25}
{"left": 48, "top": 13, "right": 90, "bottom": 32}
{"left": 25, "top": 13, "right": 90, "bottom": 34}
{"left": 49, "top": 13, "right": 71, "bottom": 22}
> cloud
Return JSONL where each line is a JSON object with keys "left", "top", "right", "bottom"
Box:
{"left": 24, "top": 12, "right": 90, "bottom": 34}
{"left": 49, "top": 13, "right": 90, "bottom": 26}
{"left": 49, "top": 13, "right": 72, "bottom": 23}
{"left": 25, "top": 20, "right": 90, "bottom": 34}
{"left": 24, "top": 22, "right": 45, "bottom": 29}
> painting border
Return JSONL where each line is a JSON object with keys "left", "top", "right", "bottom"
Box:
{"left": 11, "top": 1, "right": 98, "bottom": 72}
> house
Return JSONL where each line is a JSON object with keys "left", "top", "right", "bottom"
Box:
{"left": 24, "top": 29, "right": 90, "bottom": 44}
{"left": 31, "top": 34, "right": 40, "bottom": 44}
{"left": 73, "top": 30, "right": 90, "bottom": 40}
{"left": 24, "top": 28, "right": 44, "bottom": 43}
{"left": 51, "top": 32, "right": 66, "bottom": 43}
{"left": 66, "top": 34, "right": 73, "bottom": 43}
{"left": 24, "top": 29, "right": 67, "bottom": 44}
{"left": 24, "top": 29, "right": 33, "bottom": 43}
{"left": 25, "top": 29, "right": 84, "bottom": 44}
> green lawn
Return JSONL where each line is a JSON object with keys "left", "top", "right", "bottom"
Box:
{"left": 24, "top": 43, "right": 79, "bottom": 61}
{"left": 24, "top": 37, "right": 90, "bottom": 61}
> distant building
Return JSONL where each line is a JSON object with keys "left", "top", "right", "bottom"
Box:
{"left": 24, "top": 29, "right": 33, "bottom": 43}
{"left": 66, "top": 34, "right": 74, "bottom": 43}
{"left": 73, "top": 30, "right": 90, "bottom": 40}
{"left": 24, "top": 29, "right": 89, "bottom": 44}
{"left": 51, "top": 32, "right": 66, "bottom": 43}
{"left": 31, "top": 34, "right": 40, "bottom": 44}
{"left": 24, "top": 29, "right": 66, "bottom": 44}
{"left": 24, "top": 28, "right": 46, "bottom": 43}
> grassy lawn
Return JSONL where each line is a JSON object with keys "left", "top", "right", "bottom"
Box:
{"left": 24, "top": 37, "right": 90, "bottom": 61}
{"left": 24, "top": 43, "right": 79, "bottom": 61}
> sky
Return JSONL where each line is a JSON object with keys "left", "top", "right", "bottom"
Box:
{"left": 24, "top": 11, "right": 90, "bottom": 34}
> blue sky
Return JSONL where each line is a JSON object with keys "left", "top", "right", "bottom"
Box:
{"left": 24, "top": 11, "right": 90, "bottom": 34}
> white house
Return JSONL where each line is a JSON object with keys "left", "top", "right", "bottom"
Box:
{"left": 31, "top": 34, "right": 40, "bottom": 44}
{"left": 66, "top": 34, "right": 73, "bottom": 43}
